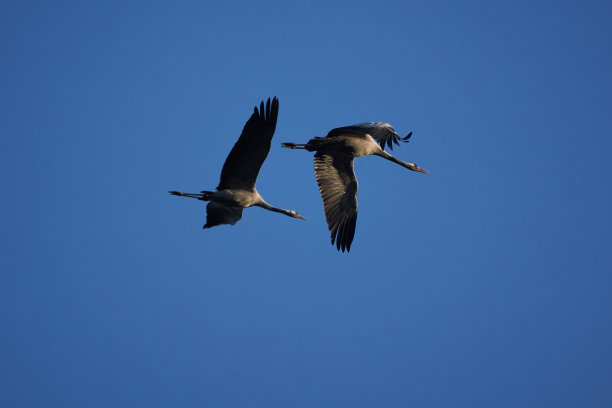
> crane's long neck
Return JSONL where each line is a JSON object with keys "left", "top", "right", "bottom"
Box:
{"left": 255, "top": 200, "right": 294, "bottom": 217}
{"left": 376, "top": 150, "right": 428, "bottom": 173}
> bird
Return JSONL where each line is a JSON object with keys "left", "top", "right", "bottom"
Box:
{"left": 169, "top": 97, "right": 307, "bottom": 229}
{"left": 282, "top": 122, "right": 427, "bottom": 252}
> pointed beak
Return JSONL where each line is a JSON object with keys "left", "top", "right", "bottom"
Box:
{"left": 417, "top": 167, "right": 429, "bottom": 174}
{"left": 297, "top": 214, "right": 308, "bottom": 221}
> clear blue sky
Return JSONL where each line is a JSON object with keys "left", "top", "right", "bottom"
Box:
{"left": 2, "top": 1, "right": 612, "bottom": 406}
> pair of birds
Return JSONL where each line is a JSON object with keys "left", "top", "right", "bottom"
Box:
{"left": 170, "top": 97, "right": 428, "bottom": 252}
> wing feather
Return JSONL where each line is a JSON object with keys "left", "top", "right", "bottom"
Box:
{"left": 313, "top": 153, "right": 358, "bottom": 252}
{"left": 326, "top": 122, "right": 411, "bottom": 151}
{"left": 203, "top": 202, "right": 243, "bottom": 229}
{"left": 217, "top": 97, "right": 279, "bottom": 190}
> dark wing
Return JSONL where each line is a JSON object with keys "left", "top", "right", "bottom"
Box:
{"left": 313, "top": 153, "right": 358, "bottom": 253}
{"left": 217, "top": 97, "right": 279, "bottom": 190}
{"left": 326, "top": 122, "right": 411, "bottom": 151}
{"left": 203, "top": 202, "right": 243, "bottom": 229}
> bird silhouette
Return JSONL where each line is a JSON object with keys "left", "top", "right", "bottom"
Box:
{"left": 170, "top": 97, "right": 307, "bottom": 228}
{"left": 282, "top": 122, "right": 427, "bottom": 252}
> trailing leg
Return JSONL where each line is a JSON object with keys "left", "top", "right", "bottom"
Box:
{"left": 169, "top": 191, "right": 211, "bottom": 200}
{"left": 281, "top": 142, "right": 308, "bottom": 149}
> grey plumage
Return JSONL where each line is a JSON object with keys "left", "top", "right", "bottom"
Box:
{"left": 313, "top": 153, "right": 358, "bottom": 252}
{"left": 283, "top": 122, "right": 427, "bottom": 252}
{"left": 170, "top": 97, "right": 307, "bottom": 229}
{"left": 204, "top": 202, "right": 243, "bottom": 228}
{"left": 326, "top": 122, "right": 412, "bottom": 151}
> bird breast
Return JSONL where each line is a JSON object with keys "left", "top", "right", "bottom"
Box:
{"left": 212, "top": 189, "right": 260, "bottom": 208}
{"left": 334, "top": 135, "right": 381, "bottom": 157}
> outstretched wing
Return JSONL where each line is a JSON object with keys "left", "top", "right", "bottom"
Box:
{"left": 203, "top": 202, "right": 243, "bottom": 229}
{"left": 313, "top": 153, "right": 358, "bottom": 253}
{"left": 217, "top": 97, "right": 279, "bottom": 190}
{"left": 326, "top": 122, "right": 411, "bottom": 151}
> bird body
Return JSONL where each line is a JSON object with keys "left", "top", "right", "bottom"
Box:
{"left": 298, "top": 133, "right": 382, "bottom": 157}
{"left": 282, "top": 122, "right": 427, "bottom": 252}
{"left": 170, "top": 97, "right": 307, "bottom": 229}
{"left": 205, "top": 188, "right": 263, "bottom": 208}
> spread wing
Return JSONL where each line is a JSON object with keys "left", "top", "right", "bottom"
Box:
{"left": 326, "top": 122, "right": 411, "bottom": 151}
{"left": 203, "top": 202, "right": 243, "bottom": 229}
{"left": 313, "top": 153, "right": 358, "bottom": 252}
{"left": 217, "top": 97, "right": 279, "bottom": 190}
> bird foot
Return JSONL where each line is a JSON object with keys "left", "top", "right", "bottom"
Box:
{"left": 281, "top": 142, "right": 306, "bottom": 149}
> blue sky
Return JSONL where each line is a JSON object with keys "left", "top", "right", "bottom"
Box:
{"left": 2, "top": 0, "right": 612, "bottom": 406}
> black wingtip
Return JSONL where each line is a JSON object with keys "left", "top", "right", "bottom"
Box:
{"left": 330, "top": 221, "right": 353, "bottom": 253}
{"left": 271, "top": 96, "right": 279, "bottom": 117}
{"left": 402, "top": 131, "right": 413, "bottom": 141}
{"left": 253, "top": 97, "right": 279, "bottom": 126}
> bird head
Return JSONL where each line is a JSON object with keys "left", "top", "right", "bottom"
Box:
{"left": 414, "top": 164, "right": 429, "bottom": 174}
{"left": 406, "top": 162, "right": 429, "bottom": 174}
{"left": 289, "top": 210, "right": 308, "bottom": 221}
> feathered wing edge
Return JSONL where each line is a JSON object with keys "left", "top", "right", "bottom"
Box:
{"left": 313, "top": 153, "right": 358, "bottom": 252}
{"left": 326, "top": 123, "right": 412, "bottom": 151}
{"left": 380, "top": 130, "right": 412, "bottom": 151}
{"left": 216, "top": 97, "right": 279, "bottom": 190}
{"left": 203, "top": 202, "right": 243, "bottom": 229}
